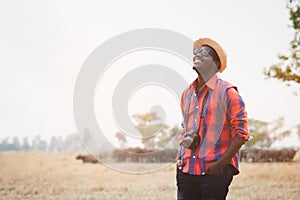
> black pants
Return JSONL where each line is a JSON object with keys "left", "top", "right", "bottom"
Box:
{"left": 176, "top": 169, "right": 233, "bottom": 200}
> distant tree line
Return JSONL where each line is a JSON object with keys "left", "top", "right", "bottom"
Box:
{"left": 1, "top": 115, "right": 299, "bottom": 152}
{"left": 0, "top": 134, "right": 84, "bottom": 152}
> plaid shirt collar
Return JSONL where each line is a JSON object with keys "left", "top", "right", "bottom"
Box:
{"left": 190, "top": 74, "right": 218, "bottom": 90}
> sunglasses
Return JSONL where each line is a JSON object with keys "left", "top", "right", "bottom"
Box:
{"left": 193, "top": 47, "right": 213, "bottom": 57}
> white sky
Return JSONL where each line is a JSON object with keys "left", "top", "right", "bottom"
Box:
{"left": 1, "top": 0, "right": 299, "bottom": 146}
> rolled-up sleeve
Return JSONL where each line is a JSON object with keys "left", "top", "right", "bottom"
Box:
{"left": 226, "top": 87, "right": 250, "bottom": 143}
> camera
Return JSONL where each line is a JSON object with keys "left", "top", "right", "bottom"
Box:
{"left": 180, "top": 130, "right": 200, "bottom": 150}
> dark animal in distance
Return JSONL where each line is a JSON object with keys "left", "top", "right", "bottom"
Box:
{"left": 76, "top": 154, "right": 99, "bottom": 164}
{"left": 240, "top": 148, "right": 298, "bottom": 162}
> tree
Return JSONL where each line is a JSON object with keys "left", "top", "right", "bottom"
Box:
{"left": 12, "top": 137, "right": 21, "bottom": 151}
{"left": 132, "top": 112, "right": 168, "bottom": 149}
{"left": 245, "top": 119, "right": 271, "bottom": 148}
{"left": 156, "top": 124, "right": 180, "bottom": 149}
{"left": 63, "top": 134, "right": 84, "bottom": 153}
{"left": 31, "top": 135, "right": 47, "bottom": 151}
{"left": 297, "top": 124, "right": 300, "bottom": 137}
{"left": 115, "top": 131, "right": 127, "bottom": 148}
{"left": 49, "top": 136, "right": 59, "bottom": 152}
{"left": 0, "top": 137, "right": 11, "bottom": 151}
{"left": 264, "top": 0, "right": 300, "bottom": 90}
{"left": 268, "top": 117, "right": 292, "bottom": 141}
{"left": 245, "top": 117, "right": 295, "bottom": 148}
{"left": 22, "top": 137, "right": 31, "bottom": 151}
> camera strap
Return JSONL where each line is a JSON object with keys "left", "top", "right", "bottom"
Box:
{"left": 197, "top": 90, "right": 210, "bottom": 131}
{"left": 179, "top": 88, "right": 209, "bottom": 160}
{"left": 184, "top": 88, "right": 210, "bottom": 133}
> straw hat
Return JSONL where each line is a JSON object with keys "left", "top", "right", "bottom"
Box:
{"left": 193, "top": 38, "right": 227, "bottom": 73}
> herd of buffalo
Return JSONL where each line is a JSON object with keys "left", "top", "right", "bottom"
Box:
{"left": 239, "top": 147, "right": 298, "bottom": 162}
{"left": 76, "top": 147, "right": 298, "bottom": 164}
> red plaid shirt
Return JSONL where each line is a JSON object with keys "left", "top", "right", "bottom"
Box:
{"left": 178, "top": 76, "right": 249, "bottom": 175}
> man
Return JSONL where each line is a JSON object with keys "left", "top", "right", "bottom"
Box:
{"left": 176, "top": 38, "right": 250, "bottom": 200}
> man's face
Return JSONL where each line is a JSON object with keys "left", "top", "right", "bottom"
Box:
{"left": 193, "top": 45, "right": 219, "bottom": 83}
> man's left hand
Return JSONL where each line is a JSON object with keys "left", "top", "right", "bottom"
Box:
{"left": 204, "top": 161, "right": 225, "bottom": 175}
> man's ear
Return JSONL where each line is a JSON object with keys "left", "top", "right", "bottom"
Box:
{"left": 215, "top": 60, "right": 221, "bottom": 70}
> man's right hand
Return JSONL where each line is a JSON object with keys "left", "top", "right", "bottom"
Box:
{"left": 176, "top": 159, "right": 182, "bottom": 169}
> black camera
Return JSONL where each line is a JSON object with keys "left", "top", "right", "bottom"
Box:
{"left": 180, "top": 130, "right": 200, "bottom": 150}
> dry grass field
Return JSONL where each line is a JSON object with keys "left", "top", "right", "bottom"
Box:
{"left": 0, "top": 151, "right": 299, "bottom": 200}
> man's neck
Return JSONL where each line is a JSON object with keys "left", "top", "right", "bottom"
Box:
{"left": 196, "top": 76, "right": 206, "bottom": 94}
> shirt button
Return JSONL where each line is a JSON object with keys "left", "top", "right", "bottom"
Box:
{"left": 194, "top": 119, "right": 197, "bottom": 122}
{"left": 194, "top": 93, "right": 197, "bottom": 96}
{"left": 193, "top": 156, "right": 196, "bottom": 159}
{"left": 196, "top": 106, "right": 198, "bottom": 109}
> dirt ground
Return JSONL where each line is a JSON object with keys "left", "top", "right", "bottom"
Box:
{"left": 0, "top": 151, "right": 299, "bottom": 200}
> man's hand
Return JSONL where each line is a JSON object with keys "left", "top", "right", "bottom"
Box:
{"left": 204, "top": 160, "right": 225, "bottom": 175}
{"left": 204, "top": 136, "right": 245, "bottom": 175}
{"left": 176, "top": 159, "right": 182, "bottom": 170}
